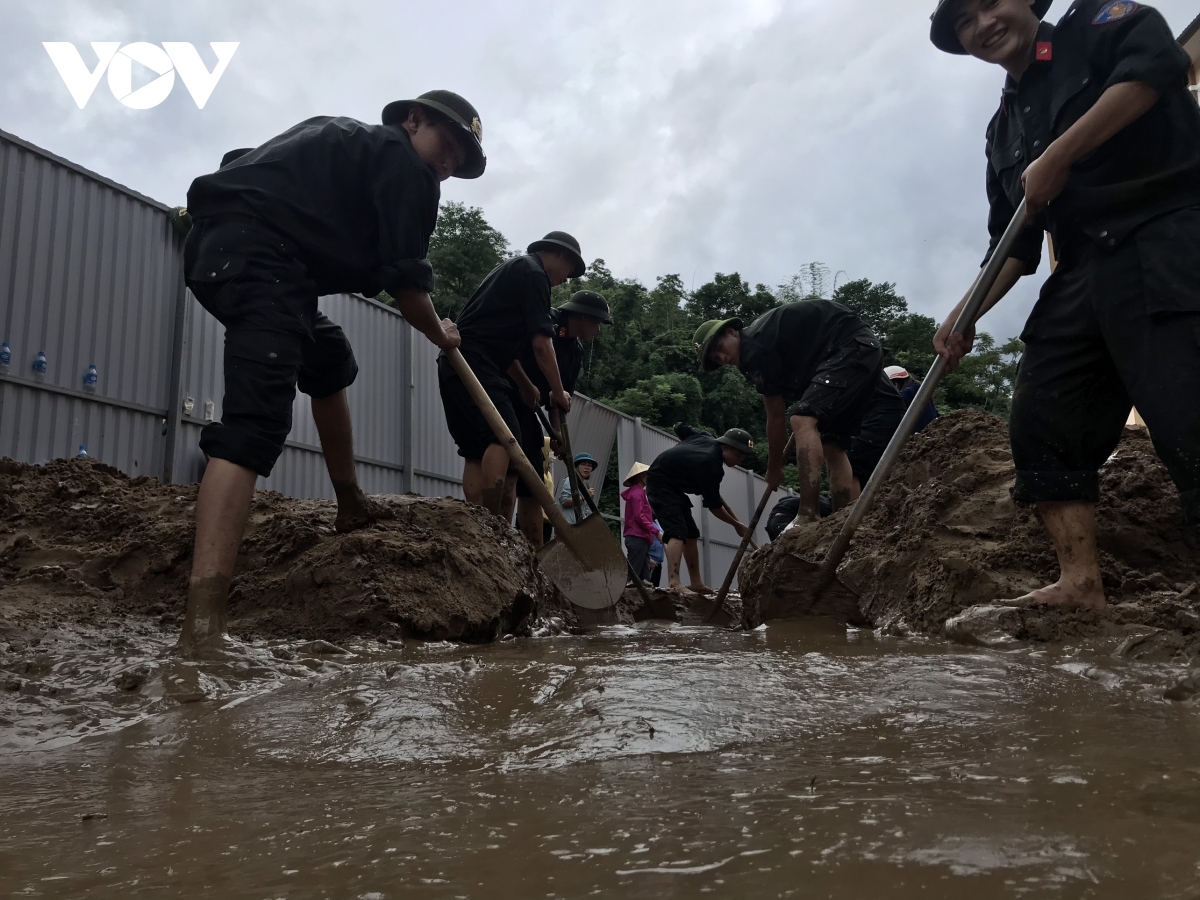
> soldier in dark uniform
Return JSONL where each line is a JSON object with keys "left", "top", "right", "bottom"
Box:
{"left": 931, "top": 0, "right": 1200, "bottom": 609}
{"left": 645, "top": 425, "right": 753, "bottom": 593}
{"left": 176, "top": 90, "right": 483, "bottom": 657}
{"left": 508, "top": 290, "right": 612, "bottom": 547}
{"left": 694, "top": 300, "right": 905, "bottom": 526}
{"left": 437, "top": 232, "right": 585, "bottom": 515}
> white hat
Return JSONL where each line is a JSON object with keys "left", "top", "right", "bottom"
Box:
{"left": 623, "top": 462, "right": 650, "bottom": 486}
{"left": 884, "top": 365, "right": 910, "bottom": 380}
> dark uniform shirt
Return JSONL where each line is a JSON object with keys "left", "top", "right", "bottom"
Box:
{"left": 456, "top": 254, "right": 556, "bottom": 373}
{"left": 738, "top": 300, "right": 870, "bottom": 398}
{"left": 513, "top": 307, "right": 584, "bottom": 402}
{"left": 984, "top": 0, "right": 1200, "bottom": 272}
{"left": 187, "top": 117, "right": 440, "bottom": 299}
{"left": 646, "top": 424, "right": 727, "bottom": 510}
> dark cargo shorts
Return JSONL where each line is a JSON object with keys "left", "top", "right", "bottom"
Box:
{"left": 646, "top": 485, "right": 701, "bottom": 543}
{"left": 787, "top": 331, "right": 887, "bottom": 444}
{"left": 437, "top": 352, "right": 522, "bottom": 462}
{"left": 183, "top": 217, "right": 358, "bottom": 477}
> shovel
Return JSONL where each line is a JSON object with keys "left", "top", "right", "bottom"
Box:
{"left": 537, "top": 408, "right": 657, "bottom": 612}
{"left": 445, "top": 349, "right": 626, "bottom": 620}
{"left": 755, "top": 200, "right": 1029, "bottom": 626}
{"left": 704, "top": 434, "right": 794, "bottom": 623}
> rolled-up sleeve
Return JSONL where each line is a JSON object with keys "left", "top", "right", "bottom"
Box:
{"left": 1088, "top": 2, "right": 1190, "bottom": 95}
{"left": 374, "top": 166, "right": 439, "bottom": 296}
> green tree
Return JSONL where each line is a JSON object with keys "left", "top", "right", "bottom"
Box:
{"left": 685, "top": 272, "right": 777, "bottom": 323}
{"left": 610, "top": 373, "right": 704, "bottom": 426}
{"left": 427, "top": 202, "right": 509, "bottom": 318}
{"left": 832, "top": 278, "right": 909, "bottom": 338}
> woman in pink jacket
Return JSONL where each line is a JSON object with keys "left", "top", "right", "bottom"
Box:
{"left": 621, "top": 463, "right": 663, "bottom": 584}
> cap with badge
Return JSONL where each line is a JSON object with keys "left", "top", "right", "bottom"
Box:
{"left": 528, "top": 231, "right": 587, "bottom": 279}
{"left": 558, "top": 290, "right": 612, "bottom": 324}
{"left": 716, "top": 428, "right": 755, "bottom": 457}
{"left": 382, "top": 90, "right": 486, "bottom": 179}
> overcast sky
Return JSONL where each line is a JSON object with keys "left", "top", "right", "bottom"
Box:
{"left": 3, "top": 0, "right": 1198, "bottom": 344}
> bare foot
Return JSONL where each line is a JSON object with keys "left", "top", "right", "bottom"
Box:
{"left": 177, "top": 575, "right": 230, "bottom": 658}
{"left": 997, "top": 579, "right": 1106, "bottom": 610}
{"left": 333, "top": 486, "right": 393, "bottom": 533}
{"left": 687, "top": 583, "right": 714, "bottom": 595}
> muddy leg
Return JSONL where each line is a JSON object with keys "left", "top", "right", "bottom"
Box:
{"left": 791, "top": 415, "right": 824, "bottom": 523}
{"left": 477, "top": 444, "right": 510, "bottom": 516}
{"left": 516, "top": 497, "right": 544, "bottom": 548}
{"left": 502, "top": 475, "right": 518, "bottom": 524}
{"left": 311, "top": 390, "right": 390, "bottom": 533}
{"left": 824, "top": 441, "right": 858, "bottom": 511}
{"left": 179, "top": 458, "right": 257, "bottom": 656}
{"left": 1002, "top": 501, "right": 1106, "bottom": 609}
{"left": 683, "top": 539, "right": 712, "bottom": 593}
{"left": 665, "top": 538, "right": 685, "bottom": 589}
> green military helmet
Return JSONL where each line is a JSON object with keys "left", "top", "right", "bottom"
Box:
{"left": 558, "top": 290, "right": 612, "bottom": 325}
{"left": 528, "top": 231, "right": 586, "bottom": 279}
{"left": 930, "top": 0, "right": 1053, "bottom": 55}
{"left": 692, "top": 318, "right": 742, "bottom": 372}
{"left": 716, "top": 428, "right": 755, "bottom": 457}
{"left": 381, "top": 90, "right": 486, "bottom": 179}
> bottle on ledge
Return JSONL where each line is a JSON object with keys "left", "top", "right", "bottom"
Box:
{"left": 83, "top": 364, "right": 98, "bottom": 395}
{"left": 32, "top": 351, "right": 48, "bottom": 383}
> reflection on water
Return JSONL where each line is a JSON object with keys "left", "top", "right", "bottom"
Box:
{"left": 2, "top": 619, "right": 1199, "bottom": 898}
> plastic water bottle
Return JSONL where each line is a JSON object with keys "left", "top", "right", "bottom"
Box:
{"left": 82, "top": 364, "right": 98, "bottom": 395}
{"left": 32, "top": 351, "right": 47, "bottom": 383}
{"left": 75, "top": 444, "right": 88, "bottom": 459}
{"left": 0, "top": 342, "right": 11, "bottom": 375}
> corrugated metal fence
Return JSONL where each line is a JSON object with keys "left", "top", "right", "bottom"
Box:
{"left": 1, "top": 128, "right": 787, "bottom": 586}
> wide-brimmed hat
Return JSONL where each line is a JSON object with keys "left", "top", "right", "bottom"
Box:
{"left": 573, "top": 452, "right": 599, "bottom": 469}
{"left": 558, "top": 290, "right": 612, "bottom": 324}
{"left": 528, "top": 231, "right": 586, "bottom": 279}
{"left": 381, "top": 90, "right": 486, "bottom": 179}
{"left": 693, "top": 318, "right": 743, "bottom": 372}
{"left": 716, "top": 428, "right": 755, "bottom": 457}
{"left": 623, "top": 462, "right": 650, "bottom": 487}
{"left": 930, "top": 0, "right": 1053, "bottom": 55}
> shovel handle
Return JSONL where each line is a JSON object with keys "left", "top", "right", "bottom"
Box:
{"left": 812, "top": 200, "right": 1029, "bottom": 592}
{"left": 706, "top": 434, "right": 795, "bottom": 622}
{"left": 445, "top": 348, "right": 577, "bottom": 539}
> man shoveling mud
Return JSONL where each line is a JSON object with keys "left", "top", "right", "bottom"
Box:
{"left": 646, "top": 425, "right": 752, "bottom": 593}
{"left": 694, "top": 300, "right": 905, "bottom": 527}
{"left": 176, "top": 90, "right": 484, "bottom": 656}
{"left": 509, "top": 291, "right": 612, "bottom": 547}
{"left": 438, "top": 233, "right": 586, "bottom": 516}
{"left": 930, "top": 0, "right": 1200, "bottom": 609}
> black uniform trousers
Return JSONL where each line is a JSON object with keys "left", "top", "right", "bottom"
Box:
{"left": 1009, "top": 209, "right": 1200, "bottom": 525}
{"left": 184, "top": 217, "right": 358, "bottom": 477}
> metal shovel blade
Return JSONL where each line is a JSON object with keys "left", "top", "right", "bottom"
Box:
{"left": 536, "top": 515, "right": 627, "bottom": 613}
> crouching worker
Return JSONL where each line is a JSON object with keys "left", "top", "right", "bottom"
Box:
{"left": 645, "top": 425, "right": 753, "bottom": 593}
{"left": 931, "top": 0, "right": 1200, "bottom": 608}
{"left": 886, "top": 365, "right": 940, "bottom": 434}
{"left": 695, "top": 299, "right": 904, "bottom": 528}
{"left": 177, "top": 90, "right": 482, "bottom": 657}
{"left": 438, "top": 232, "right": 585, "bottom": 516}
{"left": 510, "top": 291, "right": 612, "bottom": 546}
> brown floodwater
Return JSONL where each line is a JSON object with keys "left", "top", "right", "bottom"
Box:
{"left": 2, "top": 618, "right": 1200, "bottom": 899}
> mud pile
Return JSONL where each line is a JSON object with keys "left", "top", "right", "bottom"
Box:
{"left": 0, "top": 458, "right": 573, "bottom": 646}
{"left": 742, "top": 411, "right": 1200, "bottom": 660}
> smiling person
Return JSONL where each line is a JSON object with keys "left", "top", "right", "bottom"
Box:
{"left": 694, "top": 300, "right": 904, "bottom": 528}
{"left": 930, "top": 0, "right": 1200, "bottom": 609}
{"left": 176, "top": 90, "right": 482, "bottom": 657}
{"left": 438, "top": 232, "right": 585, "bottom": 516}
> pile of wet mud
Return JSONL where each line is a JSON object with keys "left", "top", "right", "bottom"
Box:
{"left": 742, "top": 411, "right": 1200, "bottom": 661}
{"left": 0, "top": 458, "right": 573, "bottom": 648}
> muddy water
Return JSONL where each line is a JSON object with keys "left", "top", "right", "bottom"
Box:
{"left": 2, "top": 620, "right": 1200, "bottom": 899}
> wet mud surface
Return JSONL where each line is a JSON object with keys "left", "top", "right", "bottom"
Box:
{"left": 743, "top": 412, "right": 1200, "bottom": 662}
{"left": 0, "top": 457, "right": 573, "bottom": 649}
{"left": 1, "top": 621, "right": 1198, "bottom": 898}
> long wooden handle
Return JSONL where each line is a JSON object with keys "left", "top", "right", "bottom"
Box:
{"left": 445, "top": 348, "right": 576, "bottom": 538}
{"left": 706, "top": 434, "right": 795, "bottom": 623}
